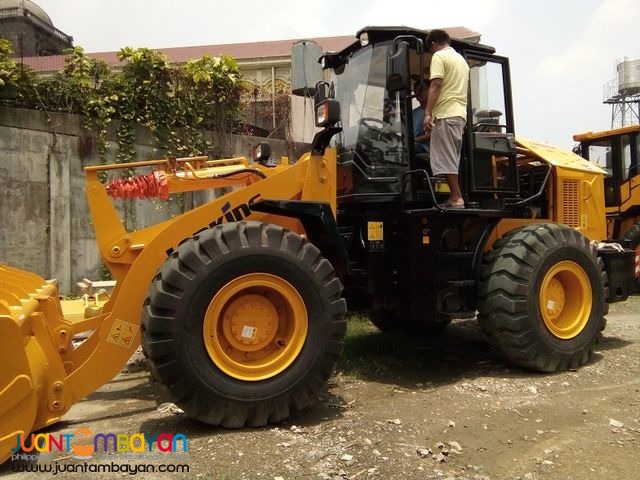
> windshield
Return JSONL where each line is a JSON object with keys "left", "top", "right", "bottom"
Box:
{"left": 332, "top": 43, "right": 408, "bottom": 168}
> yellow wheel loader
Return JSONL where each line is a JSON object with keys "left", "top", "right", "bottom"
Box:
{"left": 573, "top": 125, "right": 640, "bottom": 291}
{"left": 1, "top": 26, "right": 636, "bottom": 463}
{"left": 0, "top": 152, "right": 347, "bottom": 462}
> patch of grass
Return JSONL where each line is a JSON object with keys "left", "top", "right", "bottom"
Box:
{"left": 338, "top": 313, "right": 429, "bottom": 377}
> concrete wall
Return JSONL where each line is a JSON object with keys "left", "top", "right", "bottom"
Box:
{"left": 0, "top": 106, "right": 309, "bottom": 293}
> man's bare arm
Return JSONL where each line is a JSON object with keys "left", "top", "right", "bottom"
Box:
{"left": 423, "top": 78, "right": 442, "bottom": 131}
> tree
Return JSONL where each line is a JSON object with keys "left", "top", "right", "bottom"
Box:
{"left": 0, "top": 38, "right": 35, "bottom": 105}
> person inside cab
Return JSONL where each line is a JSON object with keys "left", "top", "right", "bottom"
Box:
{"left": 412, "top": 79, "right": 431, "bottom": 155}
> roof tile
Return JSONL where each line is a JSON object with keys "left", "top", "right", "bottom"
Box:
{"left": 20, "top": 27, "right": 479, "bottom": 73}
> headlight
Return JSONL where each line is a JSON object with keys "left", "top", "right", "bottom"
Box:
{"left": 252, "top": 142, "right": 272, "bottom": 164}
{"left": 316, "top": 103, "right": 329, "bottom": 126}
{"left": 314, "top": 99, "right": 340, "bottom": 128}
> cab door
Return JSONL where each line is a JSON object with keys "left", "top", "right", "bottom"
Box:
{"left": 464, "top": 53, "right": 518, "bottom": 203}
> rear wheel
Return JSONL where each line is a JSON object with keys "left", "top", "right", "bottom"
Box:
{"left": 142, "top": 221, "right": 346, "bottom": 427}
{"left": 477, "top": 224, "right": 607, "bottom": 372}
{"left": 622, "top": 222, "right": 640, "bottom": 293}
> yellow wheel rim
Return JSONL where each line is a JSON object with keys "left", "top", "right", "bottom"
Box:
{"left": 539, "top": 260, "right": 592, "bottom": 339}
{"left": 203, "top": 273, "right": 308, "bottom": 381}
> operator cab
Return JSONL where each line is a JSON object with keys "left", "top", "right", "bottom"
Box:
{"left": 318, "top": 26, "right": 520, "bottom": 210}
{"left": 573, "top": 125, "right": 640, "bottom": 208}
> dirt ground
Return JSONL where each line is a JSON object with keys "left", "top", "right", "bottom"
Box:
{"left": 2, "top": 297, "right": 639, "bottom": 480}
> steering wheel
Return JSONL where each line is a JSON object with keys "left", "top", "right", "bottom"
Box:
{"left": 359, "top": 117, "right": 402, "bottom": 144}
{"left": 359, "top": 117, "right": 389, "bottom": 135}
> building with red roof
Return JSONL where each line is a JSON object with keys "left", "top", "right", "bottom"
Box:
{"left": 1, "top": 3, "right": 481, "bottom": 140}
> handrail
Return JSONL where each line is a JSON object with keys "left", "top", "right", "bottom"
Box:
{"left": 400, "top": 162, "right": 551, "bottom": 213}
{"left": 400, "top": 169, "right": 445, "bottom": 212}
{"left": 504, "top": 164, "right": 552, "bottom": 208}
{"left": 338, "top": 150, "right": 399, "bottom": 183}
{"left": 83, "top": 156, "right": 246, "bottom": 172}
{"left": 621, "top": 162, "right": 639, "bottom": 207}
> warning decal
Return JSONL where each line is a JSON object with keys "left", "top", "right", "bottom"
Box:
{"left": 107, "top": 319, "right": 139, "bottom": 348}
{"left": 368, "top": 222, "right": 384, "bottom": 242}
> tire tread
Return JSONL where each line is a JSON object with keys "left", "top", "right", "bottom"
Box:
{"left": 142, "top": 221, "right": 346, "bottom": 428}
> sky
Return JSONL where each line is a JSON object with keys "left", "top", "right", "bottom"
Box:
{"left": 33, "top": 0, "right": 640, "bottom": 150}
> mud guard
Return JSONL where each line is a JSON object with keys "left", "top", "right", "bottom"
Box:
{"left": 251, "top": 199, "right": 349, "bottom": 276}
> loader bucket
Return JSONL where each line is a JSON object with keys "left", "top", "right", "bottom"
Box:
{"left": 0, "top": 265, "right": 68, "bottom": 464}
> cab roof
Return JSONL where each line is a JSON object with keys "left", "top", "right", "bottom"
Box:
{"left": 573, "top": 124, "right": 640, "bottom": 142}
{"left": 322, "top": 25, "right": 496, "bottom": 69}
{"left": 356, "top": 26, "right": 495, "bottom": 54}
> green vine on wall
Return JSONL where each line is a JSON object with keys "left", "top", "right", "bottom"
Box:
{"left": 0, "top": 38, "right": 36, "bottom": 103}
{"left": 1, "top": 43, "right": 245, "bottom": 157}
{"left": 0, "top": 40, "right": 246, "bottom": 228}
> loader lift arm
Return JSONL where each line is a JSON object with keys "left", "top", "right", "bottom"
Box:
{"left": 0, "top": 147, "right": 344, "bottom": 463}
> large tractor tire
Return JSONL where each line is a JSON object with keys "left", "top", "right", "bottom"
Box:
{"left": 142, "top": 221, "right": 347, "bottom": 427}
{"left": 477, "top": 223, "right": 607, "bottom": 372}
{"left": 622, "top": 222, "right": 640, "bottom": 293}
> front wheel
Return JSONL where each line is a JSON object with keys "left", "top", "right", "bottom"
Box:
{"left": 477, "top": 224, "right": 607, "bottom": 372}
{"left": 142, "top": 221, "right": 347, "bottom": 427}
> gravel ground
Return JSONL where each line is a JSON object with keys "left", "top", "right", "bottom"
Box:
{"left": 2, "top": 297, "right": 639, "bottom": 480}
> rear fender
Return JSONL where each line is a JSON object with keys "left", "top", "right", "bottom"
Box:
{"left": 251, "top": 199, "right": 348, "bottom": 275}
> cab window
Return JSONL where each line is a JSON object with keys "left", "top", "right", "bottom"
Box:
{"left": 587, "top": 140, "right": 613, "bottom": 177}
{"left": 621, "top": 134, "right": 632, "bottom": 180}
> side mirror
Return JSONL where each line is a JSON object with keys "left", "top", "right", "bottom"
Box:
{"left": 387, "top": 40, "right": 411, "bottom": 93}
{"left": 291, "top": 40, "right": 324, "bottom": 97}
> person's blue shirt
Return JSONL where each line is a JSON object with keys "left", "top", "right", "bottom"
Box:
{"left": 413, "top": 106, "right": 430, "bottom": 154}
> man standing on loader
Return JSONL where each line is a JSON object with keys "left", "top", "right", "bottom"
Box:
{"left": 423, "top": 28, "right": 469, "bottom": 209}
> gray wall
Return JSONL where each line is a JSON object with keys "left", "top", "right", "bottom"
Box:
{"left": 0, "top": 106, "right": 308, "bottom": 293}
